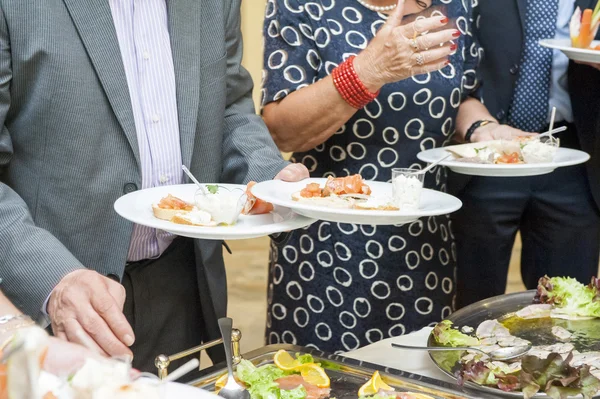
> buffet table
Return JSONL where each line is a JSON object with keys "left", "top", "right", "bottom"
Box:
{"left": 346, "top": 327, "right": 454, "bottom": 384}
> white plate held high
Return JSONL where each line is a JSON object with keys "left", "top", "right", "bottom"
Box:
{"left": 114, "top": 184, "right": 315, "bottom": 240}
{"left": 251, "top": 179, "right": 462, "bottom": 225}
{"left": 417, "top": 147, "right": 590, "bottom": 177}
{"left": 540, "top": 39, "right": 600, "bottom": 63}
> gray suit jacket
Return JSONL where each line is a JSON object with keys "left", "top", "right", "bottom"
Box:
{"left": 0, "top": 0, "right": 288, "bottom": 347}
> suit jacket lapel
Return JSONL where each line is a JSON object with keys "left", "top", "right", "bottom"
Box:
{"left": 516, "top": 0, "right": 527, "bottom": 30}
{"left": 167, "top": 0, "right": 202, "bottom": 169}
{"left": 62, "top": 0, "right": 140, "bottom": 168}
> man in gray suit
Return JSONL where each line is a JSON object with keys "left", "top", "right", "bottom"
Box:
{"left": 0, "top": 0, "right": 307, "bottom": 372}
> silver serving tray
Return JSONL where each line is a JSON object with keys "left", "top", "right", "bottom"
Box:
{"left": 190, "top": 344, "right": 498, "bottom": 399}
{"left": 426, "top": 290, "right": 600, "bottom": 398}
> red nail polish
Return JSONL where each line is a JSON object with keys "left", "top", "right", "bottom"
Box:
{"left": 452, "top": 30, "right": 461, "bottom": 38}
{"left": 440, "top": 17, "right": 449, "bottom": 24}
{"left": 450, "top": 44, "right": 457, "bottom": 51}
{"left": 445, "top": 60, "right": 451, "bottom": 66}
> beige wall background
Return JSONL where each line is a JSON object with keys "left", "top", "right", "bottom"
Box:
{"left": 241, "top": 1, "right": 268, "bottom": 109}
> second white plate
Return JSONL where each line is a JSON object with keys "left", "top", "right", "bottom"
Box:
{"left": 114, "top": 184, "right": 315, "bottom": 240}
{"left": 540, "top": 39, "right": 600, "bottom": 63}
{"left": 251, "top": 179, "right": 462, "bottom": 225}
{"left": 417, "top": 147, "right": 590, "bottom": 177}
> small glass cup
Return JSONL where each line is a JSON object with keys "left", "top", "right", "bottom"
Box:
{"left": 194, "top": 185, "right": 246, "bottom": 225}
{"left": 392, "top": 168, "right": 425, "bottom": 211}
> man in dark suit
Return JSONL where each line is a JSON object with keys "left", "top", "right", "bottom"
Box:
{"left": 449, "top": 0, "right": 600, "bottom": 308}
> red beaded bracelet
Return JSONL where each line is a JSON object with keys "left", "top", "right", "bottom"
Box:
{"left": 332, "top": 55, "right": 380, "bottom": 109}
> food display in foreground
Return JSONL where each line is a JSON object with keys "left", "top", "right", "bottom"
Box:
{"left": 293, "top": 175, "right": 399, "bottom": 210}
{"left": 214, "top": 351, "right": 432, "bottom": 399}
{"left": 431, "top": 276, "right": 600, "bottom": 399}
{"left": 0, "top": 327, "right": 160, "bottom": 399}
{"left": 152, "top": 183, "right": 273, "bottom": 226}
{"left": 446, "top": 136, "right": 560, "bottom": 165}
{"left": 570, "top": 3, "right": 600, "bottom": 50}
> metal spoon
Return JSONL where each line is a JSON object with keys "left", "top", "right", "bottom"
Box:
{"left": 218, "top": 318, "right": 250, "bottom": 399}
{"left": 391, "top": 342, "right": 532, "bottom": 361}
{"left": 182, "top": 165, "right": 208, "bottom": 195}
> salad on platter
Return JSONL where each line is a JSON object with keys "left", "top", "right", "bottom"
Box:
{"left": 214, "top": 350, "right": 434, "bottom": 399}
{"left": 430, "top": 276, "right": 600, "bottom": 399}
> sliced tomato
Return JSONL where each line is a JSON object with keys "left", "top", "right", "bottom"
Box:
{"left": 497, "top": 152, "right": 520, "bottom": 164}
{"left": 243, "top": 181, "right": 274, "bottom": 215}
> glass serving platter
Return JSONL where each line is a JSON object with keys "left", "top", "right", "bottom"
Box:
{"left": 189, "top": 344, "right": 498, "bottom": 399}
{"left": 426, "top": 291, "right": 600, "bottom": 398}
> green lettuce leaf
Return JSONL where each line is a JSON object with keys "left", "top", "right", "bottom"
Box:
{"left": 433, "top": 320, "right": 480, "bottom": 347}
{"left": 280, "top": 386, "right": 307, "bottom": 399}
{"left": 236, "top": 359, "right": 289, "bottom": 399}
{"left": 295, "top": 354, "right": 315, "bottom": 365}
{"left": 534, "top": 276, "right": 600, "bottom": 318}
{"left": 520, "top": 353, "right": 600, "bottom": 399}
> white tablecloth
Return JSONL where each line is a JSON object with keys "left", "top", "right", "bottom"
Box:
{"left": 345, "top": 327, "right": 454, "bottom": 383}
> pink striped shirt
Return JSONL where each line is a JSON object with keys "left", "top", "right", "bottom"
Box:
{"left": 109, "top": 0, "right": 182, "bottom": 261}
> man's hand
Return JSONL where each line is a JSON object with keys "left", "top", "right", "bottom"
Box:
{"left": 470, "top": 123, "right": 537, "bottom": 143}
{"left": 48, "top": 270, "right": 135, "bottom": 358}
{"left": 274, "top": 163, "right": 309, "bottom": 182}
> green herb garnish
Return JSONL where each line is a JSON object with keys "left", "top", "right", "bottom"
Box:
{"left": 206, "top": 185, "right": 219, "bottom": 194}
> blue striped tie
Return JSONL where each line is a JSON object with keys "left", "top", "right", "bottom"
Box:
{"left": 508, "top": 0, "right": 559, "bottom": 132}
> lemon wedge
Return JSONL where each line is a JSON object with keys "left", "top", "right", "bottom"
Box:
{"left": 273, "top": 350, "right": 302, "bottom": 371}
{"left": 358, "top": 371, "right": 393, "bottom": 396}
{"left": 299, "top": 363, "right": 330, "bottom": 388}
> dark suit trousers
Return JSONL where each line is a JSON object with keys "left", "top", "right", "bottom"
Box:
{"left": 123, "top": 237, "right": 204, "bottom": 378}
{"left": 452, "top": 127, "right": 600, "bottom": 309}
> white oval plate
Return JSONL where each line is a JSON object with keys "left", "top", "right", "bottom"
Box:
{"left": 114, "top": 184, "right": 315, "bottom": 240}
{"left": 417, "top": 147, "right": 590, "bottom": 177}
{"left": 251, "top": 179, "right": 462, "bottom": 225}
{"left": 540, "top": 38, "right": 600, "bottom": 63}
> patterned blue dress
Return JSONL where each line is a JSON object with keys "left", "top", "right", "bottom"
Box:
{"left": 262, "top": 0, "right": 482, "bottom": 353}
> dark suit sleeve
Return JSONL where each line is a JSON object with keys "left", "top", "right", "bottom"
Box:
{"left": 0, "top": 5, "right": 84, "bottom": 319}
{"left": 220, "top": 0, "right": 290, "bottom": 184}
{"left": 462, "top": 1, "right": 484, "bottom": 102}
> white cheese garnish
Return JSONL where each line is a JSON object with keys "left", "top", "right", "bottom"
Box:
{"left": 195, "top": 188, "right": 244, "bottom": 225}
{"left": 392, "top": 174, "right": 423, "bottom": 210}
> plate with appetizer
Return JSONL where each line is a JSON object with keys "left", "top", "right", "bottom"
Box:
{"left": 114, "top": 183, "right": 315, "bottom": 240}
{"left": 1, "top": 326, "right": 216, "bottom": 399}
{"left": 540, "top": 4, "right": 600, "bottom": 63}
{"left": 427, "top": 276, "right": 600, "bottom": 398}
{"left": 250, "top": 175, "right": 462, "bottom": 225}
{"left": 417, "top": 136, "right": 590, "bottom": 177}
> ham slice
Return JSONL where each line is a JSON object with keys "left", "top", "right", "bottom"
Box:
{"left": 275, "top": 375, "right": 330, "bottom": 399}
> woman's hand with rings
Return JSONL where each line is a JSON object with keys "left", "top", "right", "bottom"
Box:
{"left": 353, "top": 0, "right": 460, "bottom": 91}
